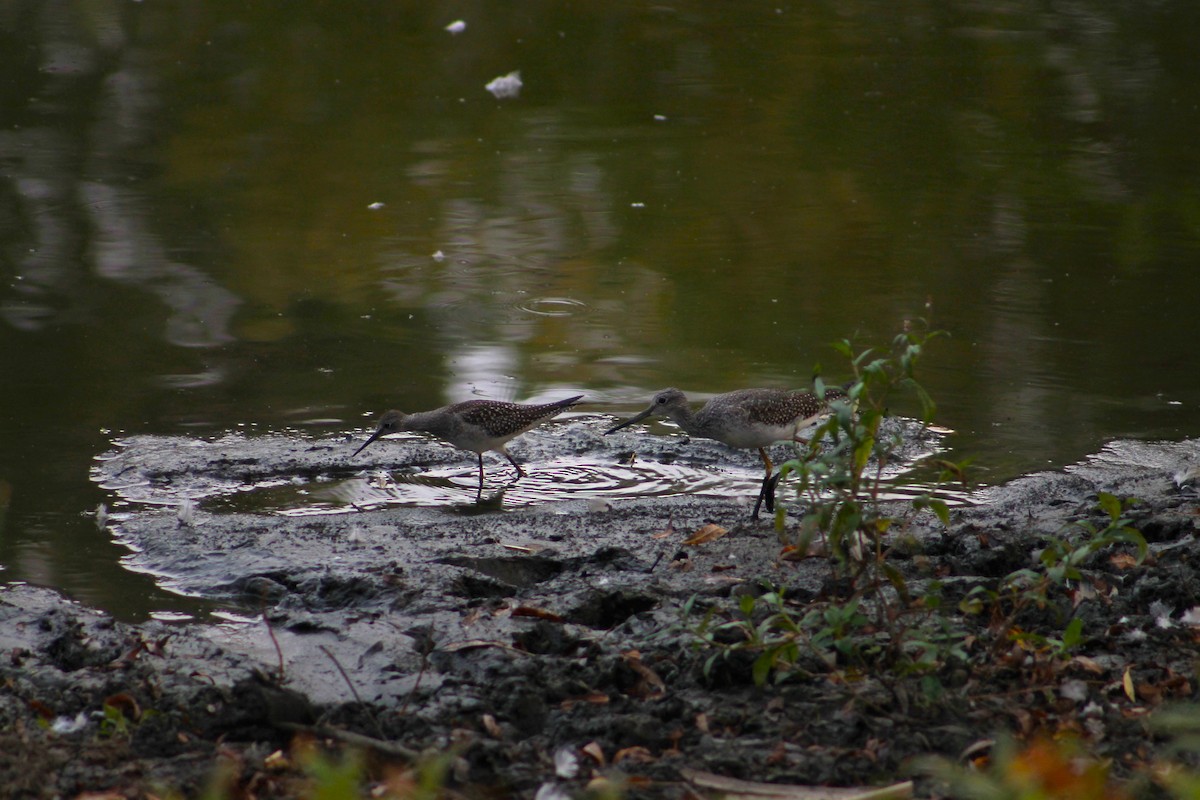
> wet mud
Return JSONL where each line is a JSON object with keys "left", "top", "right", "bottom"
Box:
{"left": 2, "top": 425, "right": 1199, "bottom": 797}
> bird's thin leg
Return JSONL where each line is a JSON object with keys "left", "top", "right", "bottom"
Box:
{"left": 752, "top": 477, "right": 769, "bottom": 518}
{"left": 501, "top": 448, "right": 526, "bottom": 481}
{"left": 758, "top": 447, "right": 774, "bottom": 479}
{"left": 753, "top": 447, "right": 777, "bottom": 517}
{"left": 753, "top": 472, "right": 784, "bottom": 518}
{"left": 476, "top": 453, "right": 485, "bottom": 500}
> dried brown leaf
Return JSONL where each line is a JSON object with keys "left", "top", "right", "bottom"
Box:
{"left": 582, "top": 741, "right": 606, "bottom": 765}
{"left": 614, "top": 745, "right": 656, "bottom": 765}
{"left": 683, "top": 523, "right": 728, "bottom": 546}
{"left": 103, "top": 692, "right": 141, "bottom": 721}
{"left": 511, "top": 606, "right": 564, "bottom": 622}
{"left": 1070, "top": 655, "right": 1105, "bottom": 675}
{"left": 560, "top": 692, "right": 610, "bottom": 711}
{"left": 651, "top": 520, "right": 677, "bottom": 539}
{"left": 621, "top": 651, "right": 666, "bottom": 700}
{"left": 1109, "top": 552, "right": 1139, "bottom": 570}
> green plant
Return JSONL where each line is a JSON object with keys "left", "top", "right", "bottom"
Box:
{"left": 775, "top": 326, "right": 950, "bottom": 562}
{"left": 302, "top": 746, "right": 364, "bottom": 800}
{"left": 689, "top": 582, "right": 966, "bottom": 688}
{"left": 685, "top": 326, "right": 976, "bottom": 689}
{"left": 98, "top": 702, "right": 132, "bottom": 738}
{"left": 959, "top": 492, "right": 1147, "bottom": 658}
{"left": 684, "top": 329, "right": 1147, "bottom": 695}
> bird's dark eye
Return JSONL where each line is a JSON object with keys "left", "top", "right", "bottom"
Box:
{"left": 656, "top": 396, "right": 667, "bottom": 404}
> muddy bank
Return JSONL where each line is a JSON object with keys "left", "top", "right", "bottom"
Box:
{"left": 2, "top": 434, "right": 1198, "bottom": 797}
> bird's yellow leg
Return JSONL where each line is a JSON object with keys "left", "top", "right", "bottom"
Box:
{"left": 757, "top": 447, "right": 773, "bottom": 480}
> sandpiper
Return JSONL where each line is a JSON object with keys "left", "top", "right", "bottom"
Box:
{"left": 354, "top": 395, "right": 583, "bottom": 495}
{"left": 605, "top": 387, "right": 843, "bottom": 515}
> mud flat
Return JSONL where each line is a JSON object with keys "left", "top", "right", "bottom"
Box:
{"left": 1, "top": 430, "right": 1197, "bottom": 797}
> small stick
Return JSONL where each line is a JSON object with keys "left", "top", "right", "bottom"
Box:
{"left": 275, "top": 721, "right": 419, "bottom": 761}
{"left": 318, "top": 644, "right": 386, "bottom": 741}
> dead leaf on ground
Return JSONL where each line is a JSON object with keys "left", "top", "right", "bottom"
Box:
{"left": 26, "top": 699, "right": 53, "bottom": 720}
{"left": 614, "top": 745, "right": 656, "bottom": 764}
{"left": 1109, "top": 552, "right": 1139, "bottom": 570}
{"left": 780, "top": 541, "right": 829, "bottom": 561}
{"left": 501, "top": 542, "right": 550, "bottom": 554}
{"left": 582, "top": 741, "right": 606, "bottom": 765}
{"left": 440, "top": 639, "right": 524, "bottom": 655}
{"left": 652, "top": 517, "right": 677, "bottom": 539}
{"left": 587, "top": 774, "right": 654, "bottom": 793}
{"left": 703, "top": 574, "right": 744, "bottom": 589}
{"left": 103, "top": 692, "right": 141, "bottom": 721}
{"left": 560, "top": 692, "right": 610, "bottom": 710}
{"left": 683, "top": 523, "right": 727, "bottom": 546}
{"left": 621, "top": 650, "right": 666, "bottom": 700}
{"left": 959, "top": 738, "right": 994, "bottom": 767}
{"left": 1069, "top": 655, "right": 1105, "bottom": 675}
{"left": 511, "top": 606, "right": 564, "bottom": 622}
{"left": 481, "top": 713, "right": 503, "bottom": 738}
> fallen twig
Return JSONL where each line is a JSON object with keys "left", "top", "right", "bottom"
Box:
{"left": 275, "top": 721, "right": 419, "bottom": 761}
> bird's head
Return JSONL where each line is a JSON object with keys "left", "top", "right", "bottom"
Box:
{"left": 604, "top": 388, "right": 687, "bottom": 434}
{"left": 352, "top": 410, "right": 408, "bottom": 457}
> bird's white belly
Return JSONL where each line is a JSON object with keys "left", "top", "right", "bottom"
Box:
{"left": 719, "top": 423, "right": 799, "bottom": 449}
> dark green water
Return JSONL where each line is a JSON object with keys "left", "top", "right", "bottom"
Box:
{"left": 3, "top": 2, "right": 1199, "bottom": 619}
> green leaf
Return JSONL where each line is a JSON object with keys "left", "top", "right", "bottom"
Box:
{"left": 882, "top": 563, "right": 910, "bottom": 602}
{"left": 928, "top": 498, "right": 951, "bottom": 527}
{"left": 1097, "top": 491, "right": 1122, "bottom": 521}
{"left": 752, "top": 651, "right": 774, "bottom": 687}
{"left": 959, "top": 596, "right": 984, "bottom": 614}
{"left": 1062, "top": 617, "right": 1084, "bottom": 650}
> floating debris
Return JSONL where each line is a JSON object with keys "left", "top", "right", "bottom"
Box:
{"left": 367, "top": 201, "right": 385, "bottom": 210}
{"left": 52, "top": 712, "right": 91, "bottom": 734}
{"left": 445, "top": 19, "right": 466, "bottom": 35}
{"left": 553, "top": 746, "right": 580, "bottom": 779}
{"left": 1175, "top": 465, "right": 1200, "bottom": 488}
{"left": 432, "top": 250, "right": 446, "bottom": 262}
{"left": 485, "top": 70, "right": 522, "bottom": 99}
{"left": 176, "top": 498, "right": 196, "bottom": 527}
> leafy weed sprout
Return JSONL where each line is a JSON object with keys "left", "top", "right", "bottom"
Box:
{"left": 686, "top": 326, "right": 1148, "bottom": 694}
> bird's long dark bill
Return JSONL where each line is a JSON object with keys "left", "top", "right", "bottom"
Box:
{"left": 604, "top": 407, "right": 655, "bottom": 435}
{"left": 352, "top": 429, "right": 386, "bottom": 457}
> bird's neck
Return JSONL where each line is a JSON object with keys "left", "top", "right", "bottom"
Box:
{"left": 398, "top": 411, "right": 433, "bottom": 433}
{"left": 666, "top": 405, "right": 702, "bottom": 436}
